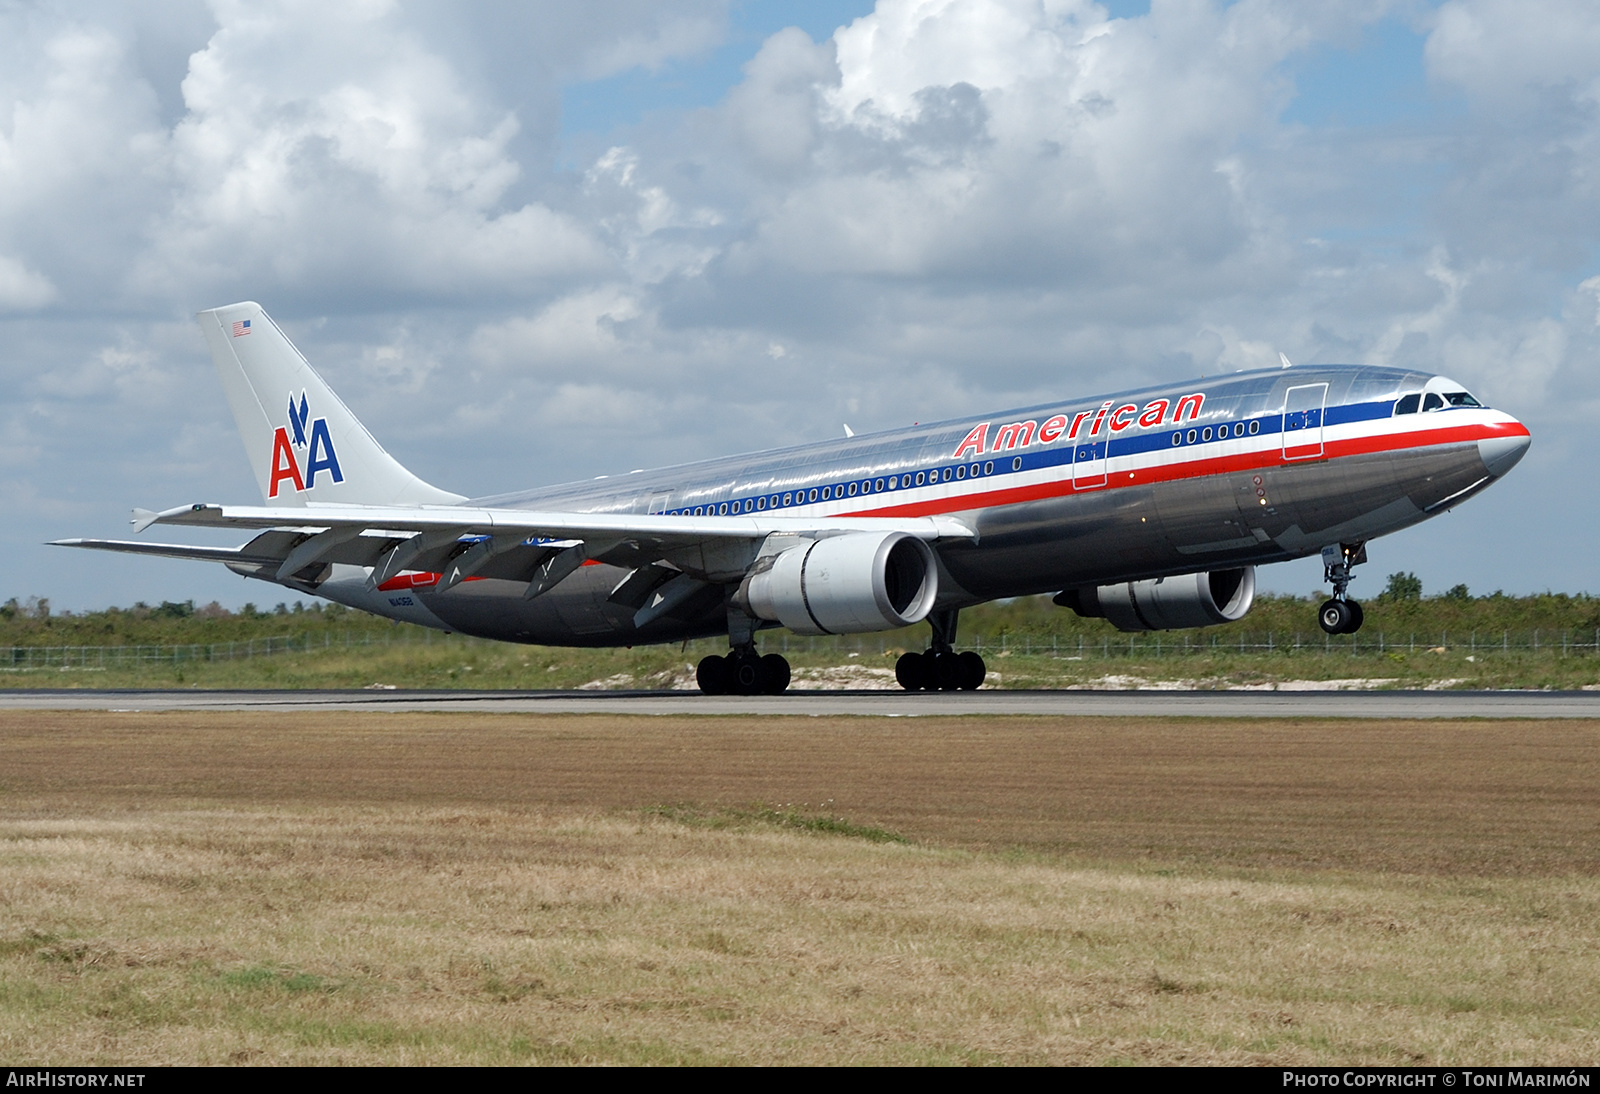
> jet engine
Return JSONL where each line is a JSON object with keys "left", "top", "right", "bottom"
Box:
{"left": 736, "top": 532, "right": 939, "bottom": 635}
{"left": 1056, "top": 567, "right": 1256, "bottom": 632}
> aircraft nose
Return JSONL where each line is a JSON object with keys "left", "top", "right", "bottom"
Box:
{"left": 1478, "top": 428, "right": 1530, "bottom": 478}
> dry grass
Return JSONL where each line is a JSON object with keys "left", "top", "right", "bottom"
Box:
{"left": 1, "top": 712, "right": 1597, "bottom": 1065}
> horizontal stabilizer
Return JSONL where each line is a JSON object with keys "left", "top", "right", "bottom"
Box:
{"left": 51, "top": 538, "right": 253, "bottom": 563}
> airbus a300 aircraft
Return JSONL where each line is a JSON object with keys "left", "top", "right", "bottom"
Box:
{"left": 58, "top": 302, "right": 1531, "bottom": 694}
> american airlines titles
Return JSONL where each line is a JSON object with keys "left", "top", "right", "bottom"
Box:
{"left": 951, "top": 392, "right": 1206, "bottom": 459}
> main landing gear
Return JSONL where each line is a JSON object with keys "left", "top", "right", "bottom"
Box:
{"left": 696, "top": 607, "right": 793, "bottom": 695}
{"left": 896, "top": 609, "right": 987, "bottom": 691}
{"left": 695, "top": 648, "right": 791, "bottom": 695}
{"left": 1318, "top": 541, "right": 1367, "bottom": 635}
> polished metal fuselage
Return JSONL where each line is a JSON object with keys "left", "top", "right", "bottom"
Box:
{"left": 318, "top": 364, "right": 1528, "bottom": 645}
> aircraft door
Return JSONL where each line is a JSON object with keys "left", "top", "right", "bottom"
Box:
{"left": 1072, "top": 439, "right": 1107, "bottom": 489}
{"left": 647, "top": 492, "right": 673, "bottom": 515}
{"left": 1281, "top": 383, "right": 1327, "bottom": 462}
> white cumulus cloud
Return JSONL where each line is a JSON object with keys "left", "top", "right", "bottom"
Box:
{"left": 3, "top": 0, "right": 1599, "bottom": 606}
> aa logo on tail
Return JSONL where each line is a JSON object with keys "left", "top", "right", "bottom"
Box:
{"left": 269, "top": 391, "right": 344, "bottom": 497}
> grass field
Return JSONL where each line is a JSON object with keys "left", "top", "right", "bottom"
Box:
{"left": 2, "top": 712, "right": 1597, "bottom": 1064}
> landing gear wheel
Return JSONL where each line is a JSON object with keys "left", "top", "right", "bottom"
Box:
{"left": 729, "top": 651, "right": 763, "bottom": 695}
{"left": 711, "top": 650, "right": 790, "bottom": 695}
{"left": 957, "top": 650, "right": 987, "bottom": 690}
{"left": 895, "top": 651, "right": 927, "bottom": 691}
{"left": 758, "top": 653, "right": 791, "bottom": 694}
{"left": 1319, "top": 599, "right": 1353, "bottom": 635}
{"left": 927, "top": 650, "right": 961, "bottom": 691}
{"left": 1345, "top": 600, "right": 1364, "bottom": 634}
{"left": 696, "top": 654, "right": 730, "bottom": 695}
{"left": 897, "top": 649, "right": 986, "bottom": 691}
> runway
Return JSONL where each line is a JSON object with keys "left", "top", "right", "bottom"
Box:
{"left": 4, "top": 687, "right": 1600, "bottom": 717}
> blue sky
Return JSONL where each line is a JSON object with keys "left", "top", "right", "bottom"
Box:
{"left": 1282, "top": 15, "right": 1440, "bottom": 128}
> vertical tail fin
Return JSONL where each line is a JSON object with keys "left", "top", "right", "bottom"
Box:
{"left": 197, "top": 302, "right": 464, "bottom": 507}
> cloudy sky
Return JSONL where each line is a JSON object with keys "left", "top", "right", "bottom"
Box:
{"left": 4, "top": 0, "right": 1596, "bottom": 612}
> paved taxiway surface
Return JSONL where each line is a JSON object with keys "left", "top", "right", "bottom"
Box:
{"left": 4, "top": 688, "right": 1600, "bottom": 717}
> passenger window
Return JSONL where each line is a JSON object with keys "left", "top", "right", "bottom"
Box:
{"left": 1394, "top": 394, "right": 1420, "bottom": 415}
{"left": 1422, "top": 393, "right": 1443, "bottom": 412}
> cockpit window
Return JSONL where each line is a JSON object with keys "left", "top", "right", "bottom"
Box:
{"left": 1413, "top": 376, "right": 1487, "bottom": 412}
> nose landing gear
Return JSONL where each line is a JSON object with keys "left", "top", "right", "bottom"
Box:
{"left": 1318, "top": 541, "right": 1367, "bottom": 635}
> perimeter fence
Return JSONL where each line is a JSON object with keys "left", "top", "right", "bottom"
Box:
{"left": 5, "top": 626, "right": 1599, "bottom": 670}
{"left": 2, "top": 627, "right": 450, "bottom": 669}
{"left": 749, "top": 629, "right": 1600, "bottom": 659}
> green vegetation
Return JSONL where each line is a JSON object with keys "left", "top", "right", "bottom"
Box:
{"left": 0, "top": 595, "right": 375, "bottom": 647}
{"left": 2, "top": 588, "right": 1597, "bottom": 690}
{"left": 1380, "top": 571, "right": 1423, "bottom": 601}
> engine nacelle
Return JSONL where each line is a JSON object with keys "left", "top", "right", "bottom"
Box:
{"left": 1057, "top": 567, "right": 1255, "bottom": 632}
{"left": 737, "top": 532, "right": 939, "bottom": 636}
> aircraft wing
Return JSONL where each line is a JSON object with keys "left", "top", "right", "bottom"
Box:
{"left": 52, "top": 502, "right": 977, "bottom": 590}
{"left": 128, "top": 501, "right": 975, "bottom": 542}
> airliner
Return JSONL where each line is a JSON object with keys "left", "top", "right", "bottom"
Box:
{"left": 56, "top": 302, "right": 1531, "bottom": 694}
